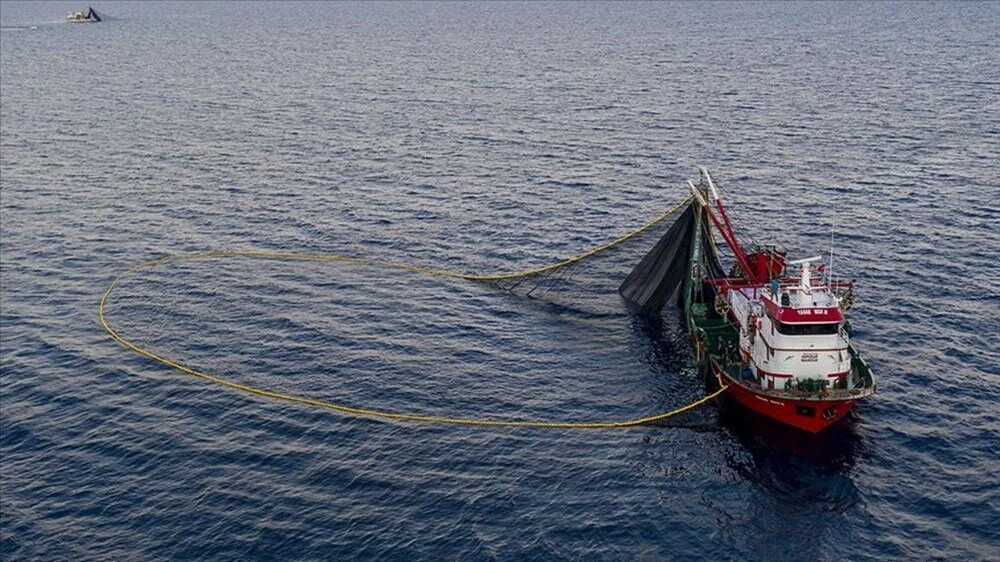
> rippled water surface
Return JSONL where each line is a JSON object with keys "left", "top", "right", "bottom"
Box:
{"left": 2, "top": 2, "right": 998, "bottom": 559}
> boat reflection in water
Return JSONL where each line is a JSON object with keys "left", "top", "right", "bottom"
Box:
{"left": 715, "top": 399, "right": 870, "bottom": 558}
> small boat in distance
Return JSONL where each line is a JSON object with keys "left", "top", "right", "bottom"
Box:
{"left": 67, "top": 7, "right": 101, "bottom": 23}
{"left": 682, "top": 168, "right": 876, "bottom": 432}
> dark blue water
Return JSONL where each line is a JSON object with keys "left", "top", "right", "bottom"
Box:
{"left": 2, "top": 2, "right": 998, "bottom": 559}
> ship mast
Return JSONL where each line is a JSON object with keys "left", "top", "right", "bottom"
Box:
{"left": 688, "top": 168, "right": 762, "bottom": 284}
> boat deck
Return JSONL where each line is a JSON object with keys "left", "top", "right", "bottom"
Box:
{"left": 688, "top": 303, "right": 741, "bottom": 378}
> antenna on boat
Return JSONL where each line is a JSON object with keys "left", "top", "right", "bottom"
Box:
{"left": 829, "top": 227, "right": 835, "bottom": 287}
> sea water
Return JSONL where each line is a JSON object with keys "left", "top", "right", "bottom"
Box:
{"left": 1, "top": 2, "right": 997, "bottom": 559}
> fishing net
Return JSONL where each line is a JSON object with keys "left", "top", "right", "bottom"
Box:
{"left": 486, "top": 198, "right": 707, "bottom": 316}
{"left": 618, "top": 204, "right": 697, "bottom": 312}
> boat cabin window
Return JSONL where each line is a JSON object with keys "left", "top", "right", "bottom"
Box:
{"left": 775, "top": 322, "right": 838, "bottom": 336}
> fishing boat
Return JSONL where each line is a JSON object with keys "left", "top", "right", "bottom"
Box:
{"left": 682, "top": 168, "right": 876, "bottom": 432}
{"left": 618, "top": 168, "right": 876, "bottom": 432}
{"left": 66, "top": 7, "right": 101, "bottom": 23}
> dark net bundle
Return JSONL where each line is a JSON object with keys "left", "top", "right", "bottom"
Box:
{"left": 620, "top": 201, "right": 726, "bottom": 313}
{"left": 489, "top": 200, "right": 697, "bottom": 316}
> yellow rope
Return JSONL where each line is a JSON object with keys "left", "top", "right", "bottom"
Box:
{"left": 99, "top": 195, "right": 728, "bottom": 428}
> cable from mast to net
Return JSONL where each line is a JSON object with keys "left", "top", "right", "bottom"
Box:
{"left": 98, "top": 195, "right": 729, "bottom": 429}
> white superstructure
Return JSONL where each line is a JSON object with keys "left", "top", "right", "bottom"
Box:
{"left": 726, "top": 260, "right": 854, "bottom": 391}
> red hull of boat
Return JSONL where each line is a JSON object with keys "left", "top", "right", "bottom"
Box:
{"left": 723, "top": 376, "right": 856, "bottom": 433}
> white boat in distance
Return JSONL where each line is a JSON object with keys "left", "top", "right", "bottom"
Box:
{"left": 67, "top": 7, "right": 102, "bottom": 23}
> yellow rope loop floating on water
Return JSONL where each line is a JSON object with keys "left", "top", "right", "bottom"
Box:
{"left": 99, "top": 195, "right": 728, "bottom": 428}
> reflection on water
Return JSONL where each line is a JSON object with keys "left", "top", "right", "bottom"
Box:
{"left": 629, "top": 311, "right": 691, "bottom": 374}
{"left": 713, "top": 400, "right": 872, "bottom": 559}
{"left": 720, "top": 398, "right": 866, "bottom": 504}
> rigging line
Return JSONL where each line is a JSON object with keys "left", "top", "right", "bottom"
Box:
{"left": 454, "top": 195, "right": 693, "bottom": 281}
